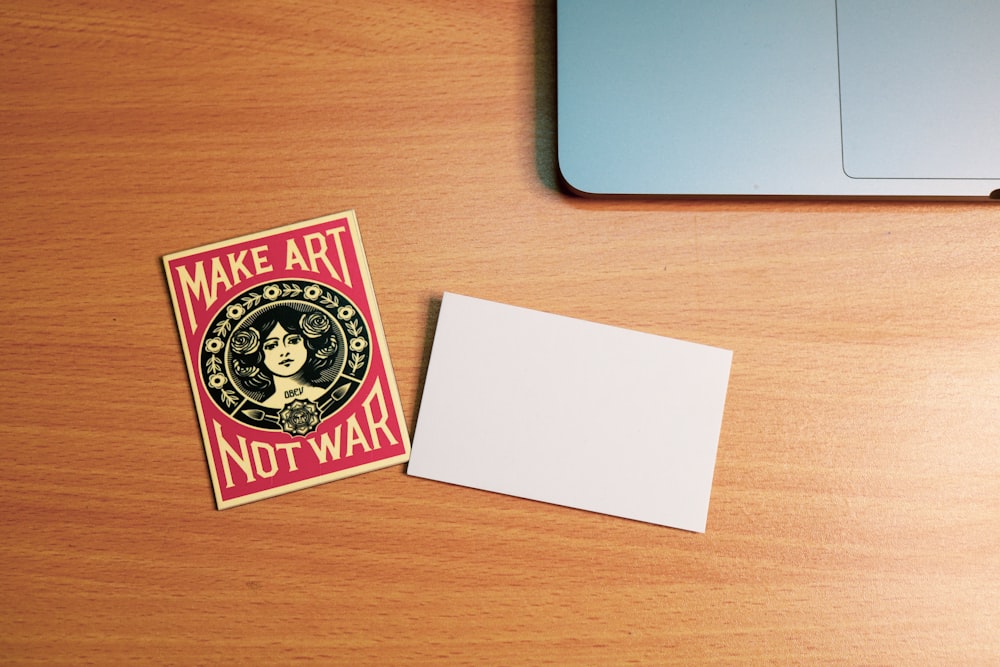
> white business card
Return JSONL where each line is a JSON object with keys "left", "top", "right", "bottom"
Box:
{"left": 407, "top": 293, "right": 733, "bottom": 532}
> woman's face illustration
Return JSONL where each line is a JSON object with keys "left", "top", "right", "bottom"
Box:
{"left": 262, "top": 323, "right": 307, "bottom": 378}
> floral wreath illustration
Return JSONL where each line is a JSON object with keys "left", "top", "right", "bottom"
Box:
{"left": 199, "top": 280, "right": 372, "bottom": 436}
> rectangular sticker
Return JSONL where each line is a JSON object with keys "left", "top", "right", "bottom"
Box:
{"left": 164, "top": 211, "right": 410, "bottom": 509}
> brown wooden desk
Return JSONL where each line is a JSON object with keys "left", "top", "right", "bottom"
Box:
{"left": 3, "top": 1, "right": 998, "bottom": 663}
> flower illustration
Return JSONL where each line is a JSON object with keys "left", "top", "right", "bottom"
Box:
{"left": 226, "top": 303, "right": 245, "bottom": 320}
{"left": 315, "top": 342, "right": 337, "bottom": 360}
{"left": 262, "top": 284, "right": 281, "bottom": 301}
{"left": 337, "top": 305, "right": 356, "bottom": 320}
{"left": 230, "top": 326, "right": 260, "bottom": 355}
{"left": 303, "top": 284, "right": 323, "bottom": 301}
{"left": 350, "top": 337, "right": 368, "bottom": 352}
{"left": 278, "top": 399, "right": 321, "bottom": 436}
{"left": 208, "top": 373, "right": 228, "bottom": 389}
{"left": 204, "top": 337, "right": 224, "bottom": 354}
{"left": 299, "top": 312, "right": 331, "bottom": 338}
{"left": 232, "top": 358, "right": 260, "bottom": 379}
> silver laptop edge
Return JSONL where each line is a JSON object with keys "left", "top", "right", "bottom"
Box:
{"left": 557, "top": 0, "right": 1000, "bottom": 199}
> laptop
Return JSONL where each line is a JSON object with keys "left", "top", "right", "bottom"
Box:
{"left": 557, "top": 1, "right": 1000, "bottom": 199}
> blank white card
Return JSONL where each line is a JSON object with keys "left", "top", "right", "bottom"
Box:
{"left": 407, "top": 293, "right": 733, "bottom": 532}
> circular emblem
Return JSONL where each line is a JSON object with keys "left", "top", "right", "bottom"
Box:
{"left": 199, "top": 280, "right": 372, "bottom": 435}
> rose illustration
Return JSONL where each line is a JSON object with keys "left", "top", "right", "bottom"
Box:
{"left": 278, "top": 399, "right": 321, "bottom": 436}
{"left": 337, "top": 306, "right": 355, "bottom": 320}
{"left": 303, "top": 284, "right": 323, "bottom": 301}
{"left": 350, "top": 337, "right": 368, "bottom": 352}
{"left": 300, "top": 312, "right": 331, "bottom": 338}
{"left": 232, "top": 358, "right": 260, "bottom": 379}
{"left": 230, "top": 326, "right": 260, "bottom": 355}
{"left": 314, "top": 342, "right": 337, "bottom": 360}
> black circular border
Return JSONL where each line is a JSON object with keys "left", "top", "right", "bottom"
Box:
{"left": 198, "top": 280, "right": 372, "bottom": 431}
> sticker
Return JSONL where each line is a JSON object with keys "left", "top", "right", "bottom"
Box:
{"left": 164, "top": 211, "right": 409, "bottom": 508}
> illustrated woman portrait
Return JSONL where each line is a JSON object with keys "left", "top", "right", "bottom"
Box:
{"left": 228, "top": 305, "right": 342, "bottom": 408}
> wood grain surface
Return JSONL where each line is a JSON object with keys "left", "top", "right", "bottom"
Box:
{"left": 2, "top": 1, "right": 998, "bottom": 664}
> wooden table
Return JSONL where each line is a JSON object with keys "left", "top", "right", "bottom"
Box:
{"left": 3, "top": 2, "right": 998, "bottom": 664}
